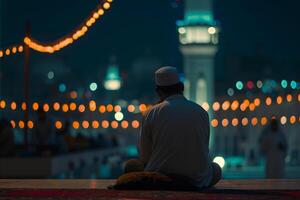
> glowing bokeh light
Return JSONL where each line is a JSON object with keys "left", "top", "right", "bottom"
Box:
{"left": 213, "top": 156, "right": 225, "bottom": 168}
{"left": 236, "top": 81, "right": 243, "bottom": 90}
{"left": 99, "top": 105, "right": 106, "bottom": 113}
{"left": 92, "top": 120, "right": 100, "bottom": 129}
{"left": 89, "top": 82, "right": 98, "bottom": 91}
{"left": 111, "top": 121, "right": 119, "bottom": 129}
{"left": 132, "top": 120, "right": 140, "bottom": 129}
{"left": 114, "top": 112, "right": 124, "bottom": 121}
{"left": 221, "top": 119, "right": 229, "bottom": 127}
{"left": 82, "top": 121, "right": 90, "bottom": 129}
{"left": 73, "top": 121, "right": 80, "bottom": 129}
{"left": 242, "top": 118, "right": 249, "bottom": 126}
{"left": 211, "top": 119, "right": 218, "bottom": 127}
{"left": 11, "top": 102, "right": 17, "bottom": 110}
{"left": 128, "top": 104, "right": 135, "bottom": 112}
{"left": 280, "top": 116, "right": 287, "bottom": 125}
{"left": 212, "top": 102, "right": 220, "bottom": 111}
{"left": 89, "top": 100, "right": 97, "bottom": 112}
{"left": 55, "top": 121, "right": 63, "bottom": 129}
{"left": 102, "top": 120, "right": 109, "bottom": 129}
{"left": 121, "top": 120, "right": 129, "bottom": 129}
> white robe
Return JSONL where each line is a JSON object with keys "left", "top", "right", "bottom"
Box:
{"left": 259, "top": 128, "right": 287, "bottom": 179}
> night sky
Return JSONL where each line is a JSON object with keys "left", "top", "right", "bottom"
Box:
{"left": 1, "top": 0, "right": 300, "bottom": 99}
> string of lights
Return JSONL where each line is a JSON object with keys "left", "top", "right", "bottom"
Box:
{"left": 0, "top": 100, "right": 148, "bottom": 113}
{"left": 9, "top": 115, "right": 300, "bottom": 130}
{"left": 0, "top": 0, "right": 113, "bottom": 58}
{"left": 10, "top": 119, "right": 140, "bottom": 130}
{"left": 0, "top": 45, "right": 24, "bottom": 59}
{"left": 211, "top": 115, "right": 300, "bottom": 128}
{"left": 24, "top": 0, "right": 113, "bottom": 53}
{"left": 1, "top": 94, "right": 300, "bottom": 113}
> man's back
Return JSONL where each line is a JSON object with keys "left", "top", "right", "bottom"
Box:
{"left": 140, "top": 94, "right": 210, "bottom": 178}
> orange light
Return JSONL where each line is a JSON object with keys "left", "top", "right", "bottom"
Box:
{"left": 53, "top": 102, "right": 60, "bottom": 111}
{"left": 139, "top": 104, "right": 147, "bottom": 112}
{"left": 221, "top": 119, "right": 229, "bottom": 127}
{"left": 32, "top": 102, "right": 39, "bottom": 111}
{"left": 103, "top": 2, "right": 111, "bottom": 9}
{"left": 286, "top": 94, "right": 292, "bottom": 102}
{"left": 0, "top": 100, "right": 6, "bottom": 109}
{"left": 222, "top": 101, "right": 230, "bottom": 111}
{"left": 73, "top": 121, "right": 80, "bottom": 129}
{"left": 55, "top": 121, "right": 63, "bottom": 129}
{"left": 102, "top": 120, "right": 109, "bottom": 129}
{"left": 127, "top": 104, "right": 135, "bottom": 113}
{"left": 19, "top": 121, "right": 25, "bottom": 129}
{"left": 121, "top": 120, "right": 129, "bottom": 129}
{"left": 10, "top": 120, "right": 16, "bottom": 128}
{"left": 132, "top": 120, "right": 140, "bottom": 129}
{"left": 251, "top": 117, "right": 258, "bottom": 126}
{"left": 265, "top": 97, "right": 272, "bottom": 106}
{"left": 11, "top": 102, "right": 17, "bottom": 110}
{"left": 99, "top": 105, "right": 106, "bottom": 113}
{"left": 18, "top": 45, "right": 24, "bottom": 52}
{"left": 92, "top": 120, "right": 99, "bottom": 129}
{"left": 12, "top": 47, "right": 17, "bottom": 54}
{"left": 27, "top": 120, "right": 34, "bottom": 129}
{"left": 290, "top": 115, "right": 296, "bottom": 124}
{"left": 212, "top": 102, "right": 220, "bottom": 111}
{"left": 242, "top": 118, "right": 249, "bottom": 126}
{"left": 69, "top": 102, "right": 77, "bottom": 111}
{"left": 93, "top": 12, "right": 100, "bottom": 19}
{"left": 249, "top": 103, "right": 256, "bottom": 111}
{"left": 62, "top": 104, "right": 69, "bottom": 112}
{"left": 89, "top": 100, "right": 97, "bottom": 112}
{"left": 240, "top": 103, "right": 247, "bottom": 111}
{"left": 232, "top": 118, "right": 239, "bottom": 126}
{"left": 114, "top": 105, "right": 121, "bottom": 112}
{"left": 5, "top": 49, "right": 10, "bottom": 55}
{"left": 111, "top": 121, "right": 118, "bottom": 129}
{"left": 211, "top": 119, "right": 218, "bottom": 127}
{"left": 231, "top": 100, "right": 239, "bottom": 111}
{"left": 277, "top": 96, "right": 283, "bottom": 104}
{"left": 107, "top": 104, "right": 113, "bottom": 112}
{"left": 78, "top": 104, "right": 86, "bottom": 113}
{"left": 280, "top": 116, "right": 287, "bottom": 125}
{"left": 261, "top": 117, "right": 268, "bottom": 126}
{"left": 21, "top": 102, "right": 27, "bottom": 111}
{"left": 70, "top": 91, "right": 78, "bottom": 99}
{"left": 43, "top": 103, "right": 49, "bottom": 112}
{"left": 298, "top": 94, "right": 300, "bottom": 102}
{"left": 0, "top": 51, "right": 3, "bottom": 57}
{"left": 243, "top": 99, "right": 250, "bottom": 107}
{"left": 98, "top": 8, "right": 105, "bottom": 15}
{"left": 254, "top": 98, "right": 261, "bottom": 106}
{"left": 82, "top": 121, "right": 89, "bottom": 129}
{"left": 201, "top": 102, "right": 210, "bottom": 111}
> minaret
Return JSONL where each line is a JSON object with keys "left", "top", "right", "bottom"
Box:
{"left": 178, "top": 0, "right": 218, "bottom": 149}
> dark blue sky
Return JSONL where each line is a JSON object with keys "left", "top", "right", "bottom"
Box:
{"left": 1, "top": 0, "right": 300, "bottom": 98}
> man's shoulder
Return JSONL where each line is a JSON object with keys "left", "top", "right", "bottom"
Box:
{"left": 184, "top": 99, "right": 208, "bottom": 114}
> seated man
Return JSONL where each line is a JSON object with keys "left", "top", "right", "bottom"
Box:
{"left": 125, "top": 66, "right": 221, "bottom": 189}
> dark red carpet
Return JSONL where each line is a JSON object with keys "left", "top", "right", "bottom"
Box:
{"left": 1, "top": 189, "right": 300, "bottom": 200}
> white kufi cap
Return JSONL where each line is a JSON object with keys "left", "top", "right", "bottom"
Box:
{"left": 155, "top": 66, "right": 180, "bottom": 86}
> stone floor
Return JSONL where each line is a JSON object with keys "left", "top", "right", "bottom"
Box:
{"left": 1, "top": 179, "right": 300, "bottom": 190}
{"left": 0, "top": 179, "right": 299, "bottom": 200}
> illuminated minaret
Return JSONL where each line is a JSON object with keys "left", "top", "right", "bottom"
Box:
{"left": 178, "top": 0, "right": 218, "bottom": 149}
